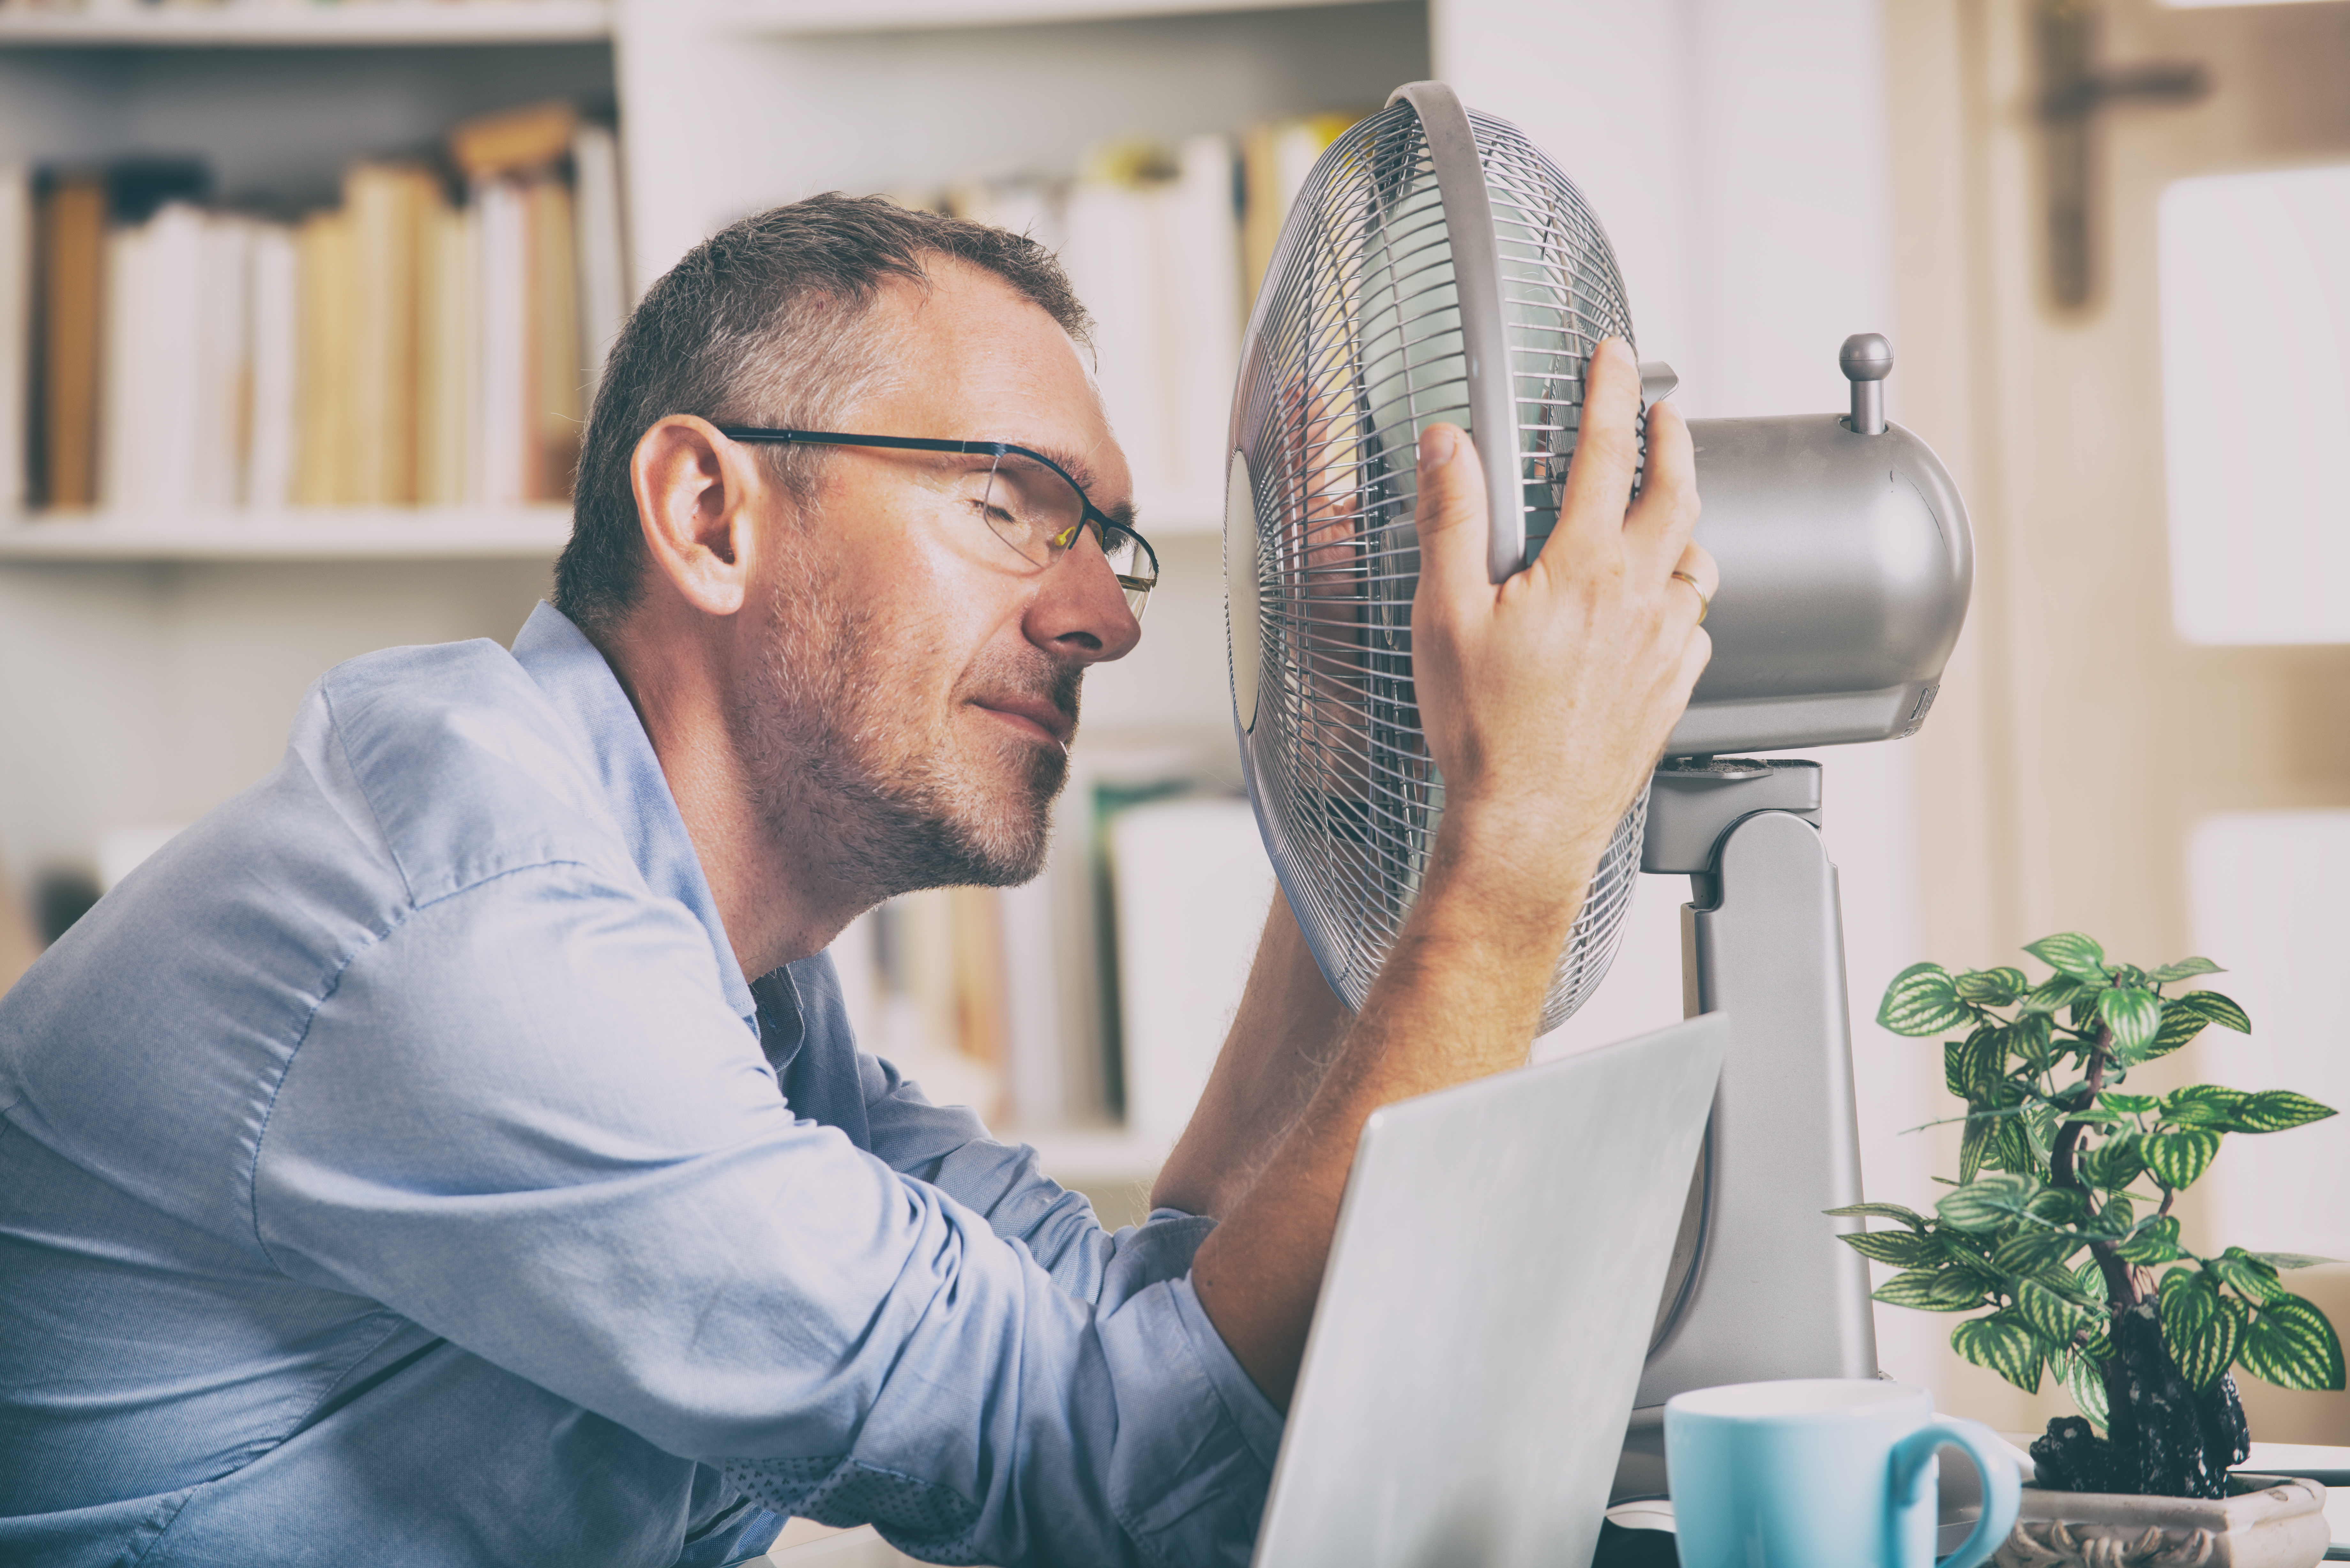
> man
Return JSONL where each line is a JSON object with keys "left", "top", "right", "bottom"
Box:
{"left": 0, "top": 195, "right": 1714, "bottom": 1566}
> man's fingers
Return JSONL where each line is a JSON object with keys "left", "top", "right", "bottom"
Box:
{"left": 1553, "top": 337, "right": 1644, "bottom": 557}
{"left": 1624, "top": 397, "right": 1699, "bottom": 569}
{"left": 1672, "top": 541, "right": 1720, "bottom": 604}
{"left": 1412, "top": 422, "right": 1491, "bottom": 610}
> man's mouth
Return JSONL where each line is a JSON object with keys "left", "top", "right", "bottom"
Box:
{"left": 971, "top": 696, "right": 1075, "bottom": 751}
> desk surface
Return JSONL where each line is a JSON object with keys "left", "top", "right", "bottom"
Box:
{"left": 759, "top": 1444, "right": 2350, "bottom": 1566}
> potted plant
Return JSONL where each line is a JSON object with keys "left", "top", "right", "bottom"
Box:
{"left": 1838, "top": 934, "right": 2343, "bottom": 1567}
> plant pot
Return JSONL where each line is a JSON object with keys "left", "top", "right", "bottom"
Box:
{"left": 1992, "top": 1474, "right": 2331, "bottom": 1568}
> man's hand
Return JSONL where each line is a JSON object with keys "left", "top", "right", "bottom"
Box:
{"left": 1183, "top": 336, "right": 1714, "bottom": 1408}
{"left": 1410, "top": 335, "right": 1714, "bottom": 939}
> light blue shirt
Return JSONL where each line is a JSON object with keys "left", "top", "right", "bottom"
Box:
{"left": 0, "top": 604, "right": 1281, "bottom": 1568}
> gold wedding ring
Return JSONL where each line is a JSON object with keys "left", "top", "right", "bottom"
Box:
{"left": 1671, "top": 569, "right": 1710, "bottom": 625}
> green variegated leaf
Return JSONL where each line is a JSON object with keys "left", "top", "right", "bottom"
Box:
{"left": 2164, "top": 1085, "right": 2252, "bottom": 1129}
{"left": 2252, "top": 1253, "right": 2340, "bottom": 1271}
{"left": 1822, "top": 1202, "right": 1929, "bottom": 1229}
{"left": 2235, "top": 1091, "right": 2337, "bottom": 1134}
{"left": 2020, "top": 974, "right": 2088, "bottom": 1017}
{"left": 2077, "top": 1134, "right": 2144, "bottom": 1192}
{"left": 2028, "top": 1262, "right": 2104, "bottom": 1308}
{"left": 1944, "top": 1026, "right": 2007, "bottom": 1102}
{"left": 2085, "top": 1192, "right": 2136, "bottom": 1238}
{"left": 2063, "top": 1347, "right": 2111, "bottom": 1429}
{"left": 1990, "top": 1115, "right": 2036, "bottom": 1175}
{"left": 1994, "top": 1227, "right": 2082, "bottom": 1276}
{"left": 2157, "top": 1269, "right": 2241, "bottom": 1390}
{"left": 1938, "top": 1173, "right": 2039, "bottom": 1233}
{"left": 1958, "top": 1112, "right": 1993, "bottom": 1185}
{"left": 2141, "top": 1129, "right": 2222, "bottom": 1190}
{"left": 2113, "top": 1216, "right": 2187, "bottom": 1265}
{"left": 2153, "top": 957, "right": 2225, "bottom": 983}
{"left": 2099, "top": 1091, "right": 2158, "bottom": 1114}
{"left": 2212, "top": 1249, "right": 2288, "bottom": 1305}
{"left": 2074, "top": 1256, "right": 2108, "bottom": 1300}
{"left": 2147, "top": 991, "right": 2253, "bottom": 1060}
{"left": 1956, "top": 967, "right": 2029, "bottom": 1006}
{"left": 2238, "top": 1294, "right": 2347, "bottom": 1392}
{"left": 1875, "top": 1269, "right": 1992, "bottom": 1313}
{"left": 2028, "top": 1186, "right": 2091, "bottom": 1227}
{"left": 2099, "top": 987, "right": 2162, "bottom": 1056}
{"left": 1881, "top": 962, "right": 1971, "bottom": 1037}
{"left": 2027, "top": 933, "right": 2109, "bottom": 983}
{"left": 1952, "top": 1311, "right": 2047, "bottom": 1392}
{"left": 2017, "top": 1278, "right": 2096, "bottom": 1343}
{"left": 1839, "top": 1229, "right": 1940, "bottom": 1267}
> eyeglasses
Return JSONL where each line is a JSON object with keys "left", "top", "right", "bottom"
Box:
{"left": 715, "top": 426, "right": 1159, "bottom": 619}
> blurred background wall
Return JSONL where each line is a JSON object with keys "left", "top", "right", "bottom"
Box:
{"left": 0, "top": 0, "right": 2341, "bottom": 1444}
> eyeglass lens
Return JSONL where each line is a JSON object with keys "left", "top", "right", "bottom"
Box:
{"left": 982, "top": 452, "right": 1155, "bottom": 617}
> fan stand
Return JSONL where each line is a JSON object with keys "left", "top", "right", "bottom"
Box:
{"left": 1610, "top": 756, "right": 1881, "bottom": 1503}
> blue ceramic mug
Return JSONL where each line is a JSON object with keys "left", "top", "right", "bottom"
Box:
{"left": 1664, "top": 1378, "right": 2021, "bottom": 1568}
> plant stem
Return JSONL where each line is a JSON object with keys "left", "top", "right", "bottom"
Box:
{"left": 2047, "top": 1025, "right": 2143, "bottom": 1309}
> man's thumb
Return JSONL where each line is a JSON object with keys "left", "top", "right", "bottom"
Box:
{"left": 1413, "top": 422, "right": 1491, "bottom": 606}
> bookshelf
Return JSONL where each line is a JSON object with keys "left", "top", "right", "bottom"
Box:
{"left": 0, "top": 507, "right": 572, "bottom": 561}
{"left": 1, "top": 0, "right": 1432, "bottom": 1186}
{"left": 0, "top": 2, "right": 612, "bottom": 48}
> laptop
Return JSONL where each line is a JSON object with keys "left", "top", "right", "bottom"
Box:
{"left": 1249, "top": 1013, "right": 1729, "bottom": 1568}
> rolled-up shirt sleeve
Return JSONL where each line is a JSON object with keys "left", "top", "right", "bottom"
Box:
{"left": 251, "top": 863, "right": 1281, "bottom": 1568}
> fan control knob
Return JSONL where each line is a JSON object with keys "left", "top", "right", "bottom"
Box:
{"left": 1840, "top": 332, "right": 1893, "bottom": 435}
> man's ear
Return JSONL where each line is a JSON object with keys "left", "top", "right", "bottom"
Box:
{"left": 630, "top": 415, "right": 767, "bottom": 618}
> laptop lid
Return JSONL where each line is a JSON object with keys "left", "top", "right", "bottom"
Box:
{"left": 1250, "top": 1013, "right": 1729, "bottom": 1568}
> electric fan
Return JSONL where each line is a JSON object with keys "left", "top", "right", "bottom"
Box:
{"left": 1225, "top": 81, "right": 1973, "bottom": 1501}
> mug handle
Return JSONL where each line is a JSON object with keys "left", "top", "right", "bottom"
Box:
{"left": 1887, "top": 1416, "right": 2023, "bottom": 1568}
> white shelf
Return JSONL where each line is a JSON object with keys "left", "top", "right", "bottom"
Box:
{"left": 1011, "top": 1125, "right": 1175, "bottom": 1184}
{"left": 0, "top": 1, "right": 612, "bottom": 47}
{"left": 0, "top": 507, "right": 573, "bottom": 561}
{"left": 723, "top": 0, "right": 1367, "bottom": 37}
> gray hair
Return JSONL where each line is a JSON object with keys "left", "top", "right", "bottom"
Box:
{"left": 553, "top": 192, "right": 1093, "bottom": 636}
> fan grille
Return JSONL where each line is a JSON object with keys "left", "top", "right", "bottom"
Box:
{"left": 1230, "top": 96, "right": 1647, "bottom": 1031}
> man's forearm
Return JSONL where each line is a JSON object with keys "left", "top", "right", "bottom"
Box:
{"left": 1149, "top": 892, "right": 1353, "bottom": 1221}
{"left": 1184, "top": 815, "right": 1600, "bottom": 1407}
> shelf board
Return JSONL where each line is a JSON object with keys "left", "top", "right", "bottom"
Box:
{"left": 724, "top": 0, "right": 1368, "bottom": 37}
{"left": 1009, "top": 1125, "right": 1174, "bottom": 1184}
{"left": 0, "top": 1, "right": 612, "bottom": 48}
{"left": 0, "top": 507, "right": 573, "bottom": 561}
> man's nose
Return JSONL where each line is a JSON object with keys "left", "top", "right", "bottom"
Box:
{"left": 1026, "top": 526, "right": 1143, "bottom": 663}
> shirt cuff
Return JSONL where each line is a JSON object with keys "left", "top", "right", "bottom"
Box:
{"left": 1096, "top": 1215, "right": 1287, "bottom": 1566}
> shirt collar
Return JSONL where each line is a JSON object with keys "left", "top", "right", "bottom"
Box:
{"left": 509, "top": 601, "right": 759, "bottom": 1025}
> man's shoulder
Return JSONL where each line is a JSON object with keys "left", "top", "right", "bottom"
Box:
{"left": 305, "top": 638, "right": 641, "bottom": 910}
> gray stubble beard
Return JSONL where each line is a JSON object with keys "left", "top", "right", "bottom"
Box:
{"left": 729, "top": 562, "right": 1077, "bottom": 907}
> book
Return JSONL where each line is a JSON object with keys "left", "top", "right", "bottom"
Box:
{"left": 1060, "top": 141, "right": 1177, "bottom": 508}
{"left": 1108, "top": 795, "right": 1275, "bottom": 1143}
{"left": 0, "top": 164, "right": 28, "bottom": 512}
{"left": 415, "top": 198, "right": 473, "bottom": 507}
{"left": 448, "top": 99, "right": 578, "bottom": 183}
{"left": 570, "top": 121, "right": 627, "bottom": 400}
{"left": 471, "top": 173, "right": 528, "bottom": 507}
{"left": 245, "top": 222, "right": 298, "bottom": 509}
{"left": 1240, "top": 111, "right": 1361, "bottom": 304}
{"left": 293, "top": 207, "right": 356, "bottom": 506}
{"left": 346, "top": 162, "right": 437, "bottom": 506}
{"left": 1159, "top": 133, "right": 1241, "bottom": 510}
{"left": 99, "top": 200, "right": 206, "bottom": 514}
{"left": 524, "top": 172, "right": 581, "bottom": 501}
{"left": 189, "top": 214, "right": 253, "bottom": 509}
{"left": 35, "top": 172, "right": 105, "bottom": 509}
{"left": 1058, "top": 134, "right": 1240, "bottom": 519}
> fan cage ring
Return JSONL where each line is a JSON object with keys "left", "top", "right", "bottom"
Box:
{"left": 1228, "top": 95, "right": 1649, "bottom": 1032}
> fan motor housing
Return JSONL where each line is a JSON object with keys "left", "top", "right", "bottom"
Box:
{"left": 1669, "top": 411, "right": 1972, "bottom": 757}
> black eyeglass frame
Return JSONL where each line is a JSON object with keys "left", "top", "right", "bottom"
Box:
{"left": 712, "top": 426, "right": 1159, "bottom": 612}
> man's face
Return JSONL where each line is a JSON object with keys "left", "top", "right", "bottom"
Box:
{"left": 728, "top": 260, "right": 1141, "bottom": 900}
